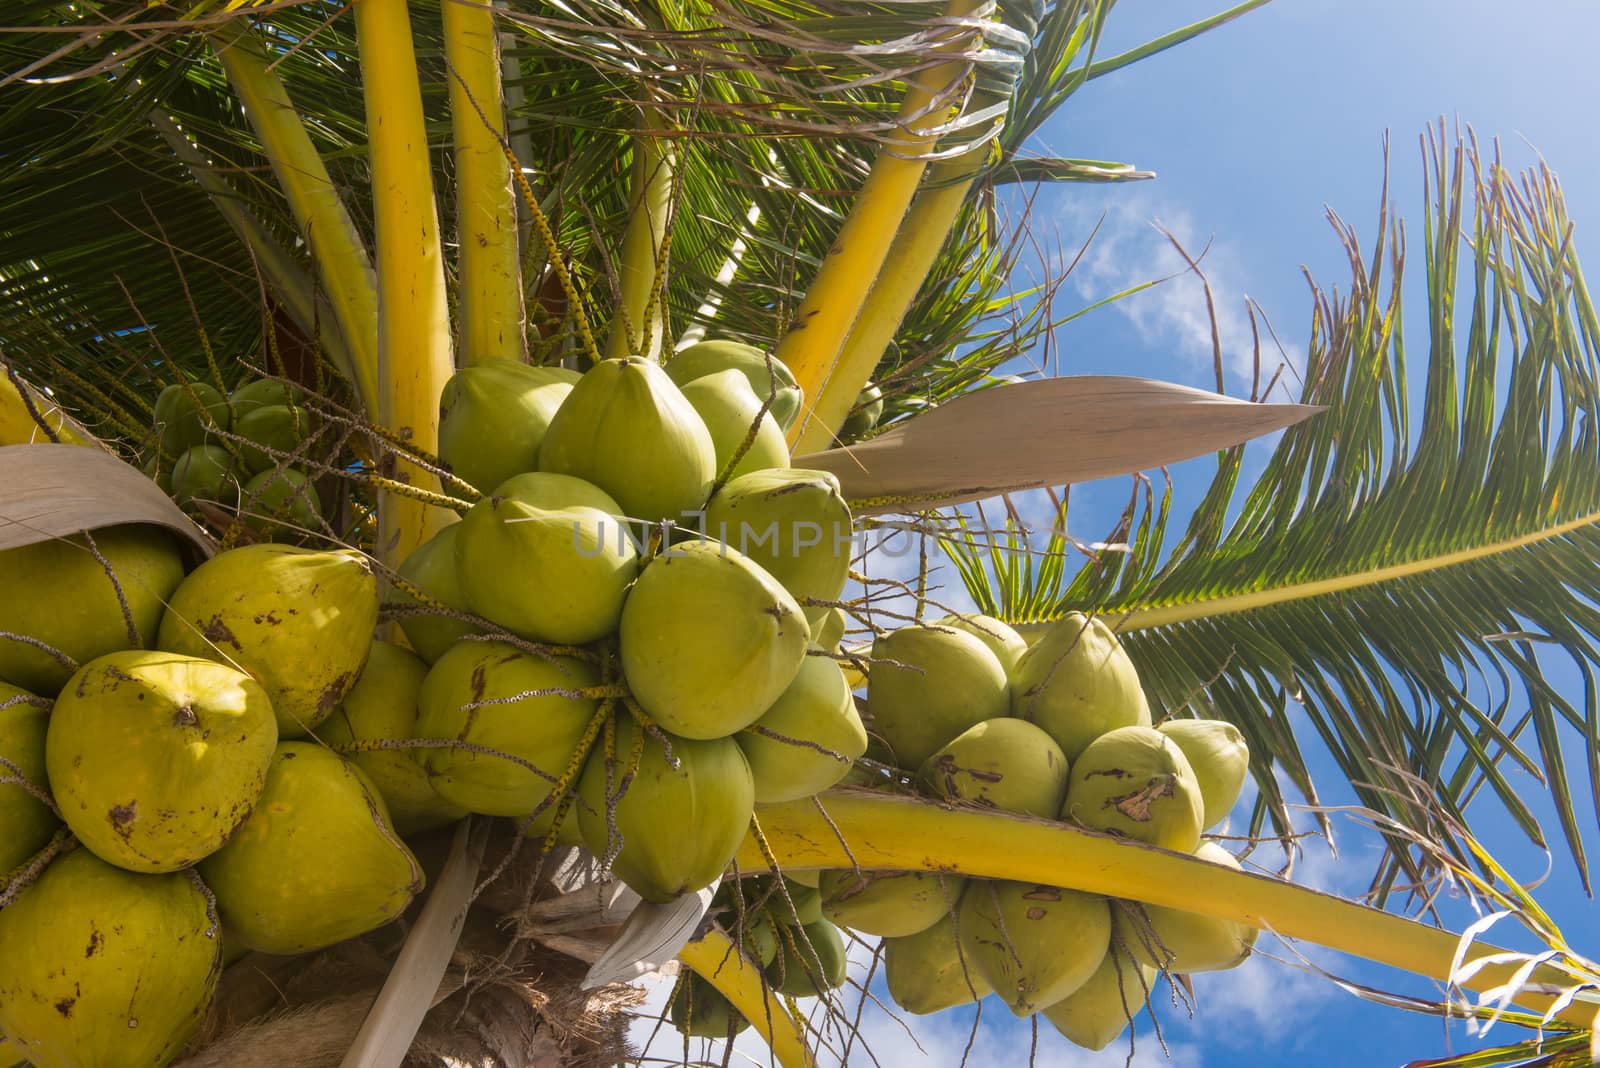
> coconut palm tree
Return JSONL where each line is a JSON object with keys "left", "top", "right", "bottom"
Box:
{"left": 2, "top": 1, "right": 1599, "bottom": 1065}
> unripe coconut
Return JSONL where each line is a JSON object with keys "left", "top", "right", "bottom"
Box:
{"left": 577, "top": 716, "right": 754, "bottom": 903}
{"left": 670, "top": 974, "right": 749, "bottom": 1038}
{"left": 171, "top": 444, "right": 240, "bottom": 505}
{"left": 679, "top": 369, "right": 790, "bottom": 479}
{"left": 0, "top": 682, "right": 55, "bottom": 872}
{"left": 1010, "top": 612, "right": 1150, "bottom": 760}
{"left": 234, "top": 403, "right": 311, "bottom": 475}
{"left": 883, "top": 912, "right": 993, "bottom": 1015}
{"left": 240, "top": 467, "right": 322, "bottom": 539}
{"left": 767, "top": 919, "right": 847, "bottom": 996}
{"left": 738, "top": 652, "right": 866, "bottom": 803}
{"left": 1042, "top": 920, "right": 1156, "bottom": 1051}
{"left": 703, "top": 468, "right": 852, "bottom": 610}
{"left": 920, "top": 718, "right": 1069, "bottom": 819}
{"left": 0, "top": 525, "right": 186, "bottom": 696}
{"left": 47, "top": 651, "right": 277, "bottom": 873}
{"left": 810, "top": 605, "right": 848, "bottom": 651}
{"left": 620, "top": 540, "right": 808, "bottom": 739}
{"left": 783, "top": 878, "right": 823, "bottom": 925}
{"left": 492, "top": 470, "right": 623, "bottom": 514}
{"left": 666, "top": 340, "right": 804, "bottom": 431}
{"left": 154, "top": 381, "right": 229, "bottom": 457}
{"left": 229, "top": 378, "right": 295, "bottom": 415}
{"left": 416, "top": 640, "right": 598, "bottom": 817}
{"left": 439, "top": 361, "right": 578, "bottom": 494}
{"left": 818, "top": 869, "right": 960, "bottom": 937}
{"left": 393, "top": 522, "right": 479, "bottom": 663}
{"left": 0, "top": 849, "right": 220, "bottom": 1068}
{"left": 457, "top": 494, "right": 637, "bottom": 645}
{"left": 539, "top": 357, "right": 715, "bottom": 523}
{"left": 936, "top": 613, "right": 1026, "bottom": 674}
{"left": 314, "top": 641, "right": 467, "bottom": 834}
{"left": 866, "top": 625, "right": 1009, "bottom": 769}
{"left": 1062, "top": 726, "right": 1203, "bottom": 853}
{"left": 1123, "top": 843, "right": 1259, "bottom": 972}
{"left": 959, "top": 881, "right": 1111, "bottom": 1017}
{"left": 1157, "top": 719, "right": 1250, "bottom": 829}
{"left": 199, "top": 742, "right": 424, "bottom": 954}
{"left": 839, "top": 382, "right": 883, "bottom": 438}
{"left": 728, "top": 908, "right": 781, "bottom": 967}
{"left": 158, "top": 544, "right": 378, "bottom": 737}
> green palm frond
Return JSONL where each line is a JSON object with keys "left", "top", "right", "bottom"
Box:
{"left": 946, "top": 127, "right": 1600, "bottom": 898}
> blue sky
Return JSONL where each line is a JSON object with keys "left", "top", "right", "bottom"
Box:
{"left": 633, "top": 3, "right": 1600, "bottom": 1065}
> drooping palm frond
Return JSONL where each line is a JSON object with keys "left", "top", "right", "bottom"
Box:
{"left": 946, "top": 126, "right": 1600, "bottom": 899}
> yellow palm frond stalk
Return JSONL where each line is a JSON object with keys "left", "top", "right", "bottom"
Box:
{"left": 679, "top": 927, "right": 817, "bottom": 1068}
{"left": 606, "top": 107, "right": 675, "bottom": 361}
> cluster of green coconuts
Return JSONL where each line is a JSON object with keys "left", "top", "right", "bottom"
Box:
{"left": 143, "top": 377, "right": 322, "bottom": 537}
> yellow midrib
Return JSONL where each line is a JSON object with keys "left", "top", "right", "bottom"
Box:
{"left": 1040, "top": 508, "right": 1600, "bottom": 634}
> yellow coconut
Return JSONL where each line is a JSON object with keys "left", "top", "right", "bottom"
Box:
{"left": 818, "top": 869, "right": 961, "bottom": 937}
{"left": 1124, "top": 842, "right": 1259, "bottom": 972}
{"left": 959, "top": 880, "right": 1111, "bottom": 1017}
{"left": 0, "top": 681, "right": 55, "bottom": 872}
{"left": 0, "top": 849, "right": 220, "bottom": 1068}
{"left": 920, "top": 717, "right": 1069, "bottom": 819}
{"left": 153, "top": 381, "right": 229, "bottom": 457}
{"left": 1157, "top": 718, "right": 1250, "bottom": 829}
{"left": 809, "top": 605, "right": 848, "bottom": 651}
{"left": 665, "top": 340, "right": 804, "bottom": 431}
{"left": 766, "top": 919, "right": 848, "bottom": 997}
{"left": 679, "top": 369, "right": 790, "bottom": 479}
{"left": 198, "top": 742, "right": 424, "bottom": 954}
{"left": 1010, "top": 612, "right": 1150, "bottom": 760}
{"left": 491, "top": 470, "right": 624, "bottom": 514}
{"left": 619, "top": 540, "right": 809, "bottom": 739}
{"left": 157, "top": 544, "right": 378, "bottom": 737}
{"left": 866, "top": 625, "right": 1009, "bottom": 769}
{"left": 416, "top": 640, "right": 599, "bottom": 818}
{"left": 314, "top": 641, "right": 467, "bottom": 834}
{"left": 1062, "top": 726, "right": 1204, "bottom": 853}
{"left": 1042, "top": 917, "right": 1156, "bottom": 1051}
{"left": 738, "top": 652, "right": 866, "bottom": 803}
{"left": 438, "top": 360, "right": 578, "bottom": 494}
{"left": 577, "top": 715, "right": 754, "bottom": 903}
{"left": 883, "top": 912, "right": 993, "bottom": 1015}
{"left": 47, "top": 651, "right": 277, "bottom": 873}
{"left": 936, "top": 613, "right": 1027, "bottom": 674}
{"left": 539, "top": 356, "right": 715, "bottom": 523}
{"left": 0, "top": 525, "right": 186, "bottom": 697}
{"left": 702, "top": 468, "right": 852, "bottom": 611}
{"left": 670, "top": 974, "right": 749, "bottom": 1038}
{"left": 393, "top": 522, "right": 480, "bottom": 664}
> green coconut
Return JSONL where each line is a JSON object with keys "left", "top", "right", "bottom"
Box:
{"left": 456, "top": 495, "right": 636, "bottom": 645}
{"left": 47, "top": 651, "right": 277, "bottom": 873}
{"left": 839, "top": 382, "right": 883, "bottom": 438}
{"left": 766, "top": 920, "right": 847, "bottom": 997}
{"left": 492, "top": 470, "right": 623, "bottom": 514}
{"left": 198, "top": 742, "right": 424, "bottom": 954}
{"left": 1157, "top": 719, "right": 1250, "bottom": 829}
{"left": 577, "top": 716, "right": 754, "bottom": 903}
{"left": 393, "top": 522, "right": 480, "bottom": 663}
{"left": 234, "top": 403, "right": 311, "bottom": 475}
{"left": 539, "top": 356, "right": 715, "bottom": 523}
{"left": 620, "top": 540, "right": 809, "bottom": 739}
{"left": 0, "top": 682, "right": 55, "bottom": 873}
{"left": 679, "top": 369, "right": 790, "bottom": 479}
{"left": 865, "top": 625, "right": 1009, "bottom": 769}
{"left": 1062, "top": 726, "right": 1204, "bottom": 853}
{"left": 1042, "top": 917, "right": 1156, "bottom": 1051}
{"left": 314, "top": 641, "right": 467, "bottom": 834}
{"left": 228, "top": 378, "right": 296, "bottom": 417}
{"left": 0, "top": 525, "right": 186, "bottom": 697}
{"left": 738, "top": 652, "right": 866, "bottom": 803}
{"left": 936, "top": 613, "right": 1026, "bottom": 674}
{"left": 1125, "top": 842, "right": 1259, "bottom": 972}
{"left": 1010, "top": 612, "right": 1150, "bottom": 760}
{"left": 438, "top": 360, "right": 578, "bottom": 494}
{"left": 728, "top": 908, "right": 780, "bottom": 967}
{"left": 959, "top": 880, "right": 1111, "bottom": 1017}
{"left": 416, "top": 640, "right": 599, "bottom": 817}
{"left": 920, "top": 717, "right": 1069, "bottom": 819}
{"left": 141, "top": 452, "right": 173, "bottom": 495}
{"left": 0, "top": 849, "right": 220, "bottom": 1068}
{"left": 883, "top": 912, "right": 993, "bottom": 1015}
{"left": 702, "top": 468, "right": 852, "bottom": 610}
{"left": 670, "top": 974, "right": 749, "bottom": 1038}
{"left": 809, "top": 605, "right": 848, "bottom": 651}
{"left": 158, "top": 544, "right": 378, "bottom": 737}
{"left": 783, "top": 878, "right": 823, "bottom": 925}
{"left": 665, "top": 340, "right": 804, "bottom": 431}
{"left": 818, "top": 869, "right": 961, "bottom": 938}
{"left": 154, "top": 381, "right": 230, "bottom": 457}
{"left": 239, "top": 467, "right": 321, "bottom": 538}
{"left": 171, "top": 444, "right": 240, "bottom": 505}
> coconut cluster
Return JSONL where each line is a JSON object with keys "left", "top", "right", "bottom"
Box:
{"left": 0, "top": 536, "right": 424, "bottom": 1068}
{"left": 144, "top": 378, "right": 324, "bottom": 538}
